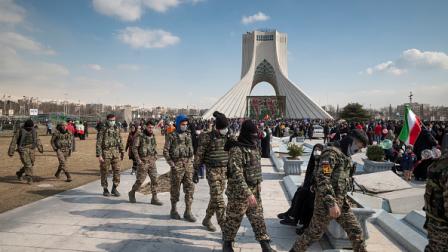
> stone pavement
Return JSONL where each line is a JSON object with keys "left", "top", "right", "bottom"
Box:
{"left": 0, "top": 158, "right": 323, "bottom": 252}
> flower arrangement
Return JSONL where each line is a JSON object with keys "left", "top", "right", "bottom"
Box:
{"left": 287, "top": 142, "right": 304, "bottom": 159}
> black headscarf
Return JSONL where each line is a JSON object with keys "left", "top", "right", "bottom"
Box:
{"left": 225, "top": 119, "right": 258, "bottom": 151}
{"left": 303, "top": 144, "right": 324, "bottom": 188}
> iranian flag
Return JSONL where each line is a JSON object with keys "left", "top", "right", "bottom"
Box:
{"left": 399, "top": 106, "right": 423, "bottom": 145}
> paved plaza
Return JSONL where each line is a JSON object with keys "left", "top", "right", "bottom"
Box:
{"left": 0, "top": 158, "right": 323, "bottom": 252}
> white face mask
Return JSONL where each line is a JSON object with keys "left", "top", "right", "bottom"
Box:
{"left": 313, "top": 150, "right": 321, "bottom": 156}
{"left": 180, "top": 125, "right": 188, "bottom": 132}
{"left": 108, "top": 120, "right": 116, "bottom": 127}
{"left": 195, "top": 130, "right": 201, "bottom": 135}
{"left": 219, "top": 128, "right": 228, "bottom": 135}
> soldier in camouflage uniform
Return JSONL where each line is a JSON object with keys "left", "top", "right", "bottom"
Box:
{"left": 289, "top": 129, "right": 368, "bottom": 252}
{"left": 222, "top": 119, "right": 275, "bottom": 252}
{"left": 8, "top": 119, "right": 44, "bottom": 184}
{"left": 96, "top": 114, "right": 124, "bottom": 197}
{"left": 51, "top": 121, "right": 73, "bottom": 182}
{"left": 193, "top": 111, "right": 230, "bottom": 232}
{"left": 163, "top": 114, "right": 196, "bottom": 222}
{"left": 424, "top": 137, "right": 448, "bottom": 252}
{"left": 128, "top": 120, "right": 163, "bottom": 205}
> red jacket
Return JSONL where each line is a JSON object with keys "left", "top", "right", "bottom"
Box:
{"left": 374, "top": 125, "right": 382, "bottom": 136}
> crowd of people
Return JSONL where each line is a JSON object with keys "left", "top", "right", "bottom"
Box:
{"left": 6, "top": 113, "right": 448, "bottom": 252}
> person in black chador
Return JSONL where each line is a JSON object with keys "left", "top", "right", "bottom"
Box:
{"left": 277, "top": 143, "right": 324, "bottom": 234}
{"left": 261, "top": 125, "right": 271, "bottom": 158}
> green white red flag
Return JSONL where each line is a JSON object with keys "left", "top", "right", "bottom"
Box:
{"left": 398, "top": 106, "right": 423, "bottom": 145}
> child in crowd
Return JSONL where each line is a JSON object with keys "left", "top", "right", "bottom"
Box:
{"left": 400, "top": 145, "right": 416, "bottom": 181}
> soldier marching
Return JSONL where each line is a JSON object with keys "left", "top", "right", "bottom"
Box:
{"left": 194, "top": 111, "right": 231, "bottom": 232}
{"left": 5, "top": 114, "right": 448, "bottom": 252}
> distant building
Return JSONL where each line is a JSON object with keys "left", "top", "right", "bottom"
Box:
{"left": 396, "top": 103, "right": 447, "bottom": 121}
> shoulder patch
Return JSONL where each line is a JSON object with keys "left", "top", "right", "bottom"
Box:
{"left": 321, "top": 160, "right": 332, "bottom": 175}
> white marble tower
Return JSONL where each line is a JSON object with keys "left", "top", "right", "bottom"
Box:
{"left": 202, "top": 30, "right": 332, "bottom": 119}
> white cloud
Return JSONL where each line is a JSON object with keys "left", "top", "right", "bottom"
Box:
{"left": 142, "top": 0, "right": 181, "bottom": 13}
{"left": 92, "top": 0, "right": 143, "bottom": 21}
{"left": 92, "top": 0, "right": 203, "bottom": 21}
{"left": 117, "top": 27, "right": 180, "bottom": 48}
{"left": 86, "top": 64, "right": 103, "bottom": 71}
{"left": 364, "top": 48, "right": 448, "bottom": 76}
{"left": 0, "top": 32, "right": 55, "bottom": 55}
{"left": 0, "top": 0, "right": 26, "bottom": 24}
{"left": 117, "top": 64, "right": 142, "bottom": 71}
{"left": 364, "top": 61, "right": 406, "bottom": 76}
{"left": 241, "top": 12, "right": 270, "bottom": 25}
{"left": 401, "top": 48, "right": 448, "bottom": 70}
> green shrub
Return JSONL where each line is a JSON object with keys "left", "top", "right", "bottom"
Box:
{"left": 287, "top": 142, "right": 304, "bottom": 159}
{"left": 366, "top": 145, "right": 385, "bottom": 161}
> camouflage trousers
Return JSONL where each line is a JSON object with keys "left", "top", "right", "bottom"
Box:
{"left": 292, "top": 195, "right": 366, "bottom": 252}
{"left": 425, "top": 218, "right": 448, "bottom": 252}
{"left": 222, "top": 184, "right": 270, "bottom": 241}
{"left": 205, "top": 166, "right": 227, "bottom": 226}
{"left": 18, "top": 147, "right": 35, "bottom": 178}
{"left": 56, "top": 149, "right": 70, "bottom": 174}
{"left": 132, "top": 156, "right": 158, "bottom": 194}
{"left": 170, "top": 158, "right": 195, "bottom": 206}
{"left": 100, "top": 156, "right": 120, "bottom": 188}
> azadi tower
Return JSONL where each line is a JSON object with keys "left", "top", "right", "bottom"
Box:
{"left": 203, "top": 30, "right": 332, "bottom": 119}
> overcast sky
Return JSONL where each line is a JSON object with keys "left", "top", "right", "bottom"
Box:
{"left": 1, "top": 0, "right": 447, "bottom": 109}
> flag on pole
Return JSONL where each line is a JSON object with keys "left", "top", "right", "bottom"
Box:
{"left": 398, "top": 106, "right": 423, "bottom": 145}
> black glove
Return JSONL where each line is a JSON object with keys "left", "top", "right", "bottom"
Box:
{"left": 193, "top": 171, "right": 199, "bottom": 184}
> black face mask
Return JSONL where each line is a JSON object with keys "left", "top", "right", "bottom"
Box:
{"left": 25, "top": 127, "right": 33, "bottom": 132}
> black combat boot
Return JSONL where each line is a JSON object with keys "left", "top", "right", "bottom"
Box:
{"left": 65, "top": 172, "right": 72, "bottom": 182}
{"left": 222, "top": 241, "right": 234, "bottom": 252}
{"left": 184, "top": 203, "right": 197, "bottom": 222}
{"left": 260, "top": 240, "right": 276, "bottom": 252}
{"left": 111, "top": 185, "right": 120, "bottom": 197}
{"left": 128, "top": 190, "right": 136, "bottom": 203}
{"left": 26, "top": 176, "right": 33, "bottom": 185}
{"left": 170, "top": 202, "right": 181, "bottom": 220}
{"left": 202, "top": 215, "right": 216, "bottom": 232}
{"left": 54, "top": 169, "right": 62, "bottom": 179}
{"left": 150, "top": 194, "right": 163, "bottom": 206}
{"left": 103, "top": 188, "right": 110, "bottom": 197}
{"left": 16, "top": 171, "right": 23, "bottom": 181}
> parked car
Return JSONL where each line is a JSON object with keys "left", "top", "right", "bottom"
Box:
{"left": 312, "top": 125, "right": 325, "bottom": 138}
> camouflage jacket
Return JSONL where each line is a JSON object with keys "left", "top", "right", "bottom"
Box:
{"left": 163, "top": 131, "right": 194, "bottom": 167}
{"left": 51, "top": 131, "right": 73, "bottom": 152}
{"left": 95, "top": 125, "right": 124, "bottom": 158}
{"left": 425, "top": 153, "right": 448, "bottom": 224}
{"left": 194, "top": 130, "right": 230, "bottom": 171}
{"left": 8, "top": 128, "right": 43, "bottom": 155}
{"left": 226, "top": 145, "right": 262, "bottom": 200}
{"left": 132, "top": 132, "right": 157, "bottom": 161}
{"left": 314, "top": 146, "right": 353, "bottom": 209}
